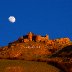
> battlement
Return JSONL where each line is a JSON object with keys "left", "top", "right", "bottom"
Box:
{"left": 18, "top": 32, "right": 49, "bottom": 43}
{"left": 17, "top": 32, "right": 71, "bottom": 46}
{"left": 35, "top": 34, "right": 49, "bottom": 42}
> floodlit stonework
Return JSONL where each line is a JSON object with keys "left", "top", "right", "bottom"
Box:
{"left": 17, "top": 32, "right": 71, "bottom": 46}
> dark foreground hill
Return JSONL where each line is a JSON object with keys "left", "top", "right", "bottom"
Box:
{"left": 50, "top": 45, "right": 72, "bottom": 57}
{"left": 46, "top": 45, "right": 72, "bottom": 72}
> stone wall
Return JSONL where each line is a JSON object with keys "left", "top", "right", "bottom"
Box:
{"left": 16, "top": 32, "right": 71, "bottom": 48}
{"left": 54, "top": 38, "right": 70, "bottom": 45}
{"left": 35, "top": 34, "right": 49, "bottom": 42}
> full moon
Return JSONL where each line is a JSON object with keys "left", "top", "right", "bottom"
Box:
{"left": 8, "top": 16, "right": 16, "bottom": 23}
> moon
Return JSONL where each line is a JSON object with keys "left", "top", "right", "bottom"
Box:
{"left": 8, "top": 16, "right": 16, "bottom": 23}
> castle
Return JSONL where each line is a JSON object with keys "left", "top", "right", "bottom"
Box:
{"left": 7, "top": 32, "right": 71, "bottom": 57}
{"left": 18, "top": 32, "right": 49, "bottom": 42}
{"left": 17, "top": 32, "right": 70, "bottom": 46}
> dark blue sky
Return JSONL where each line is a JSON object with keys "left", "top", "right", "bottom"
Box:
{"left": 0, "top": 0, "right": 72, "bottom": 46}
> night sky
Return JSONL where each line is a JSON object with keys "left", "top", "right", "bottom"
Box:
{"left": 0, "top": 0, "right": 72, "bottom": 46}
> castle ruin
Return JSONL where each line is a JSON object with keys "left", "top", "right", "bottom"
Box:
{"left": 17, "top": 32, "right": 71, "bottom": 46}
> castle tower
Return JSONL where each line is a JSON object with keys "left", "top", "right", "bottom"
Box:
{"left": 36, "top": 35, "right": 41, "bottom": 42}
{"left": 45, "top": 34, "right": 49, "bottom": 40}
{"left": 28, "top": 32, "right": 32, "bottom": 41}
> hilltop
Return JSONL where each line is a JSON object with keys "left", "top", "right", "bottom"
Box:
{"left": 0, "top": 32, "right": 72, "bottom": 72}
{"left": 0, "top": 32, "right": 72, "bottom": 60}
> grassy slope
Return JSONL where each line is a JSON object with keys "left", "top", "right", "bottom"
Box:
{"left": 0, "top": 60, "right": 61, "bottom": 72}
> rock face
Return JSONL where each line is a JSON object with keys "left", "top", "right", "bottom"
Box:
{"left": 0, "top": 32, "right": 71, "bottom": 60}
